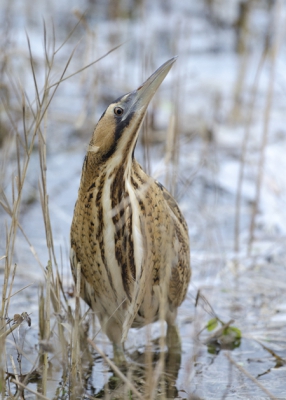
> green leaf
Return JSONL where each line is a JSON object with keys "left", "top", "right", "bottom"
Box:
{"left": 223, "top": 326, "right": 242, "bottom": 339}
{"left": 207, "top": 318, "right": 218, "bottom": 331}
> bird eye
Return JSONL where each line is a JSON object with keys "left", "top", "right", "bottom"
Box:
{"left": 114, "top": 107, "right": 124, "bottom": 116}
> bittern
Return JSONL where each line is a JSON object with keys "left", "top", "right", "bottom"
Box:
{"left": 70, "top": 57, "right": 191, "bottom": 364}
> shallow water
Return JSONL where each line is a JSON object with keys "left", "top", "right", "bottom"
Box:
{"left": 5, "top": 255, "right": 286, "bottom": 398}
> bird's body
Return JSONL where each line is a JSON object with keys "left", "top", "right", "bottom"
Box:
{"left": 70, "top": 58, "right": 191, "bottom": 363}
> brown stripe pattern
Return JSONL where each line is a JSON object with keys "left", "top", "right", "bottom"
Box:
{"left": 70, "top": 59, "right": 191, "bottom": 351}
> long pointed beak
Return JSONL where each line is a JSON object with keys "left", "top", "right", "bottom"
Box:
{"left": 122, "top": 56, "right": 177, "bottom": 120}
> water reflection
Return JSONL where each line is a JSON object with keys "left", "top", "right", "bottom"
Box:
{"left": 93, "top": 342, "right": 182, "bottom": 398}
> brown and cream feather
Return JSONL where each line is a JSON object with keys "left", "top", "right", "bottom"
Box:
{"left": 70, "top": 57, "right": 191, "bottom": 358}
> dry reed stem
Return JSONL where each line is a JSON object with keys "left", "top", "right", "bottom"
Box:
{"left": 248, "top": 0, "right": 281, "bottom": 254}
{"left": 1, "top": 226, "right": 16, "bottom": 318}
{"left": 225, "top": 353, "right": 277, "bottom": 400}
{"left": 171, "top": 66, "right": 180, "bottom": 198}
{"left": 231, "top": 0, "right": 255, "bottom": 120}
{"left": 42, "top": 261, "right": 51, "bottom": 396}
{"left": 234, "top": 49, "right": 266, "bottom": 254}
{"left": 148, "top": 356, "right": 165, "bottom": 400}
{"left": 39, "top": 286, "right": 45, "bottom": 343}
{"left": 231, "top": 51, "right": 250, "bottom": 123}
{"left": 165, "top": 113, "right": 176, "bottom": 193}
{"left": 4, "top": 263, "right": 17, "bottom": 317}
{"left": 54, "top": 275, "right": 69, "bottom": 367}
{"left": 0, "top": 14, "right": 124, "bottom": 397}
{"left": 71, "top": 262, "right": 81, "bottom": 393}
{"left": 11, "top": 378, "right": 50, "bottom": 400}
{"left": 0, "top": 320, "right": 25, "bottom": 341}
{"left": 37, "top": 30, "right": 66, "bottom": 273}
{"left": 10, "top": 355, "right": 19, "bottom": 383}
{"left": 87, "top": 337, "right": 144, "bottom": 399}
{"left": 144, "top": 336, "right": 154, "bottom": 398}
{"left": 0, "top": 28, "right": 60, "bottom": 317}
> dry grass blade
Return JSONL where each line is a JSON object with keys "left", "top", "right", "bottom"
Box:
{"left": 225, "top": 353, "right": 277, "bottom": 400}
{"left": 1, "top": 228, "right": 14, "bottom": 318}
{"left": 21, "top": 89, "right": 28, "bottom": 150}
{"left": 47, "top": 42, "right": 126, "bottom": 89}
{"left": 0, "top": 30, "right": 61, "bottom": 318}
{"left": 90, "top": 297, "right": 127, "bottom": 342}
{"left": 0, "top": 93, "right": 21, "bottom": 136}
{"left": 87, "top": 338, "right": 144, "bottom": 400}
{"left": 251, "top": 339, "right": 286, "bottom": 366}
{"left": 5, "top": 283, "right": 35, "bottom": 301}
{"left": 55, "top": 10, "right": 87, "bottom": 54}
{"left": 34, "top": 41, "right": 78, "bottom": 138}
{"left": 26, "top": 32, "right": 41, "bottom": 108}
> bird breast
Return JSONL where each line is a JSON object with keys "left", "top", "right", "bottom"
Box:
{"left": 71, "top": 158, "right": 190, "bottom": 337}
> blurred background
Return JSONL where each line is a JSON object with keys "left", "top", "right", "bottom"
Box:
{"left": 0, "top": 0, "right": 286, "bottom": 398}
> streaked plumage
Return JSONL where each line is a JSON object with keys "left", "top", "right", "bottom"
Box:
{"left": 70, "top": 57, "right": 191, "bottom": 363}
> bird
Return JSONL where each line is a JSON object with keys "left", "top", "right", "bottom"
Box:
{"left": 70, "top": 57, "right": 191, "bottom": 365}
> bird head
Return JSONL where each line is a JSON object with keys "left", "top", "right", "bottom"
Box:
{"left": 88, "top": 57, "right": 177, "bottom": 165}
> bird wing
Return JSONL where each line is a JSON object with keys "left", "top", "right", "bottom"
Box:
{"left": 155, "top": 181, "right": 191, "bottom": 308}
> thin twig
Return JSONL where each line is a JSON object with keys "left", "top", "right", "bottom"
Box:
{"left": 5, "top": 283, "right": 35, "bottom": 301}
{"left": 87, "top": 338, "right": 144, "bottom": 399}
{"left": 225, "top": 353, "right": 277, "bottom": 400}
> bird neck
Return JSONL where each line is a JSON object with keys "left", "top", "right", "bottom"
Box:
{"left": 79, "top": 150, "right": 137, "bottom": 197}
